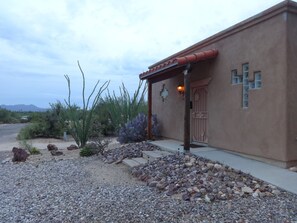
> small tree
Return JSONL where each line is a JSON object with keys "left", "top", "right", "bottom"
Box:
{"left": 64, "top": 61, "right": 109, "bottom": 148}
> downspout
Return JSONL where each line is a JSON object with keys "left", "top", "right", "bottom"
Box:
{"left": 183, "top": 64, "right": 191, "bottom": 151}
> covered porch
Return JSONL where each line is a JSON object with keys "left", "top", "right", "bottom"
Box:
{"left": 139, "top": 49, "right": 219, "bottom": 151}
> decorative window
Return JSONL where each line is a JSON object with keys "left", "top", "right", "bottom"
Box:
{"left": 254, "top": 72, "right": 262, "bottom": 89}
{"left": 249, "top": 81, "right": 255, "bottom": 89}
{"left": 231, "top": 63, "right": 262, "bottom": 109}
{"left": 231, "top": 70, "right": 243, "bottom": 84}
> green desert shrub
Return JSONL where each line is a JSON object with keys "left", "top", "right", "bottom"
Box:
{"left": 18, "top": 123, "right": 44, "bottom": 139}
{"left": 43, "top": 102, "right": 67, "bottom": 137}
{"left": 79, "top": 140, "right": 109, "bottom": 157}
{"left": 19, "top": 139, "right": 41, "bottom": 155}
{"left": 79, "top": 147, "right": 93, "bottom": 157}
{"left": 28, "top": 147, "right": 41, "bottom": 155}
{"left": 0, "top": 109, "right": 19, "bottom": 124}
{"left": 17, "top": 102, "right": 67, "bottom": 140}
{"left": 95, "top": 80, "right": 147, "bottom": 135}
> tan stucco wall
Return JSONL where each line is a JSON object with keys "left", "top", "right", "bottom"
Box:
{"left": 152, "top": 12, "right": 291, "bottom": 163}
{"left": 208, "top": 12, "right": 288, "bottom": 162}
{"left": 152, "top": 75, "right": 184, "bottom": 141}
{"left": 286, "top": 11, "right": 297, "bottom": 162}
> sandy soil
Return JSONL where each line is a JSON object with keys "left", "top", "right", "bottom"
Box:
{"left": 85, "top": 156, "right": 145, "bottom": 186}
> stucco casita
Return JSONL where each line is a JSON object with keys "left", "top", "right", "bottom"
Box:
{"left": 139, "top": 0, "right": 297, "bottom": 168}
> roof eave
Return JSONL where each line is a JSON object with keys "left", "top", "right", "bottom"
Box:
{"left": 139, "top": 49, "right": 218, "bottom": 80}
{"left": 139, "top": 62, "right": 178, "bottom": 80}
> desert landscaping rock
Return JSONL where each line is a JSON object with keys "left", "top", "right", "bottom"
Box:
{"left": 12, "top": 147, "right": 29, "bottom": 162}
{"left": 0, "top": 143, "right": 297, "bottom": 222}
{"left": 242, "top": 186, "right": 253, "bottom": 194}
{"left": 102, "top": 142, "right": 159, "bottom": 164}
{"left": 131, "top": 153, "right": 291, "bottom": 203}
{"left": 47, "top": 144, "right": 58, "bottom": 151}
{"left": 67, "top": 144, "right": 79, "bottom": 150}
{"left": 50, "top": 150, "right": 64, "bottom": 156}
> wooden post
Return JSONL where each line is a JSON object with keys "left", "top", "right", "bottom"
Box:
{"left": 148, "top": 80, "right": 152, "bottom": 140}
{"left": 184, "top": 65, "right": 191, "bottom": 151}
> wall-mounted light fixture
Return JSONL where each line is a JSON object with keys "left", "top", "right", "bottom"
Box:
{"left": 177, "top": 85, "right": 185, "bottom": 95}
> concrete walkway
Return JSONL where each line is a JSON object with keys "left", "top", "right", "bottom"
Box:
{"left": 149, "top": 139, "right": 297, "bottom": 195}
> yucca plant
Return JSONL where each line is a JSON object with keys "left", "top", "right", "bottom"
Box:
{"left": 64, "top": 61, "right": 109, "bottom": 148}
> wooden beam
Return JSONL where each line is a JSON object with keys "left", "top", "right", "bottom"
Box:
{"left": 184, "top": 66, "right": 191, "bottom": 151}
{"left": 147, "top": 80, "right": 152, "bottom": 140}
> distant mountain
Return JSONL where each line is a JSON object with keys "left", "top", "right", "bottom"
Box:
{"left": 0, "top": 104, "right": 47, "bottom": 112}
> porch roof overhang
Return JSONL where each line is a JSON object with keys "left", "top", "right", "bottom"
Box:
{"left": 139, "top": 49, "right": 218, "bottom": 82}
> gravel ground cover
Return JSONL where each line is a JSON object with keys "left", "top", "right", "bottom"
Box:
{"left": 0, "top": 143, "right": 297, "bottom": 222}
{"left": 0, "top": 150, "right": 11, "bottom": 162}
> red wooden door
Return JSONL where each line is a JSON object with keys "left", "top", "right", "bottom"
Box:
{"left": 192, "top": 86, "right": 208, "bottom": 143}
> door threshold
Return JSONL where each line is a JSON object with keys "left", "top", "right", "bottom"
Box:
{"left": 192, "top": 142, "right": 208, "bottom": 147}
{"left": 181, "top": 142, "right": 207, "bottom": 148}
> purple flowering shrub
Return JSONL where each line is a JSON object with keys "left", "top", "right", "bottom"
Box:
{"left": 117, "top": 113, "right": 160, "bottom": 144}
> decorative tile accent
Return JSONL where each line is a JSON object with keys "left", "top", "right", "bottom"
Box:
{"left": 231, "top": 63, "right": 262, "bottom": 108}
{"left": 160, "top": 84, "right": 169, "bottom": 102}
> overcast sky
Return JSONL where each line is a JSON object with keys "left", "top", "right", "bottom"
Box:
{"left": 0, "top": 0, "right": 284, "bottom": 108}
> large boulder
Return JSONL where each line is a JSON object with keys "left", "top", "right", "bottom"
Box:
{"left": 12, "top": 147, "right": 29, "bottom": 162}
